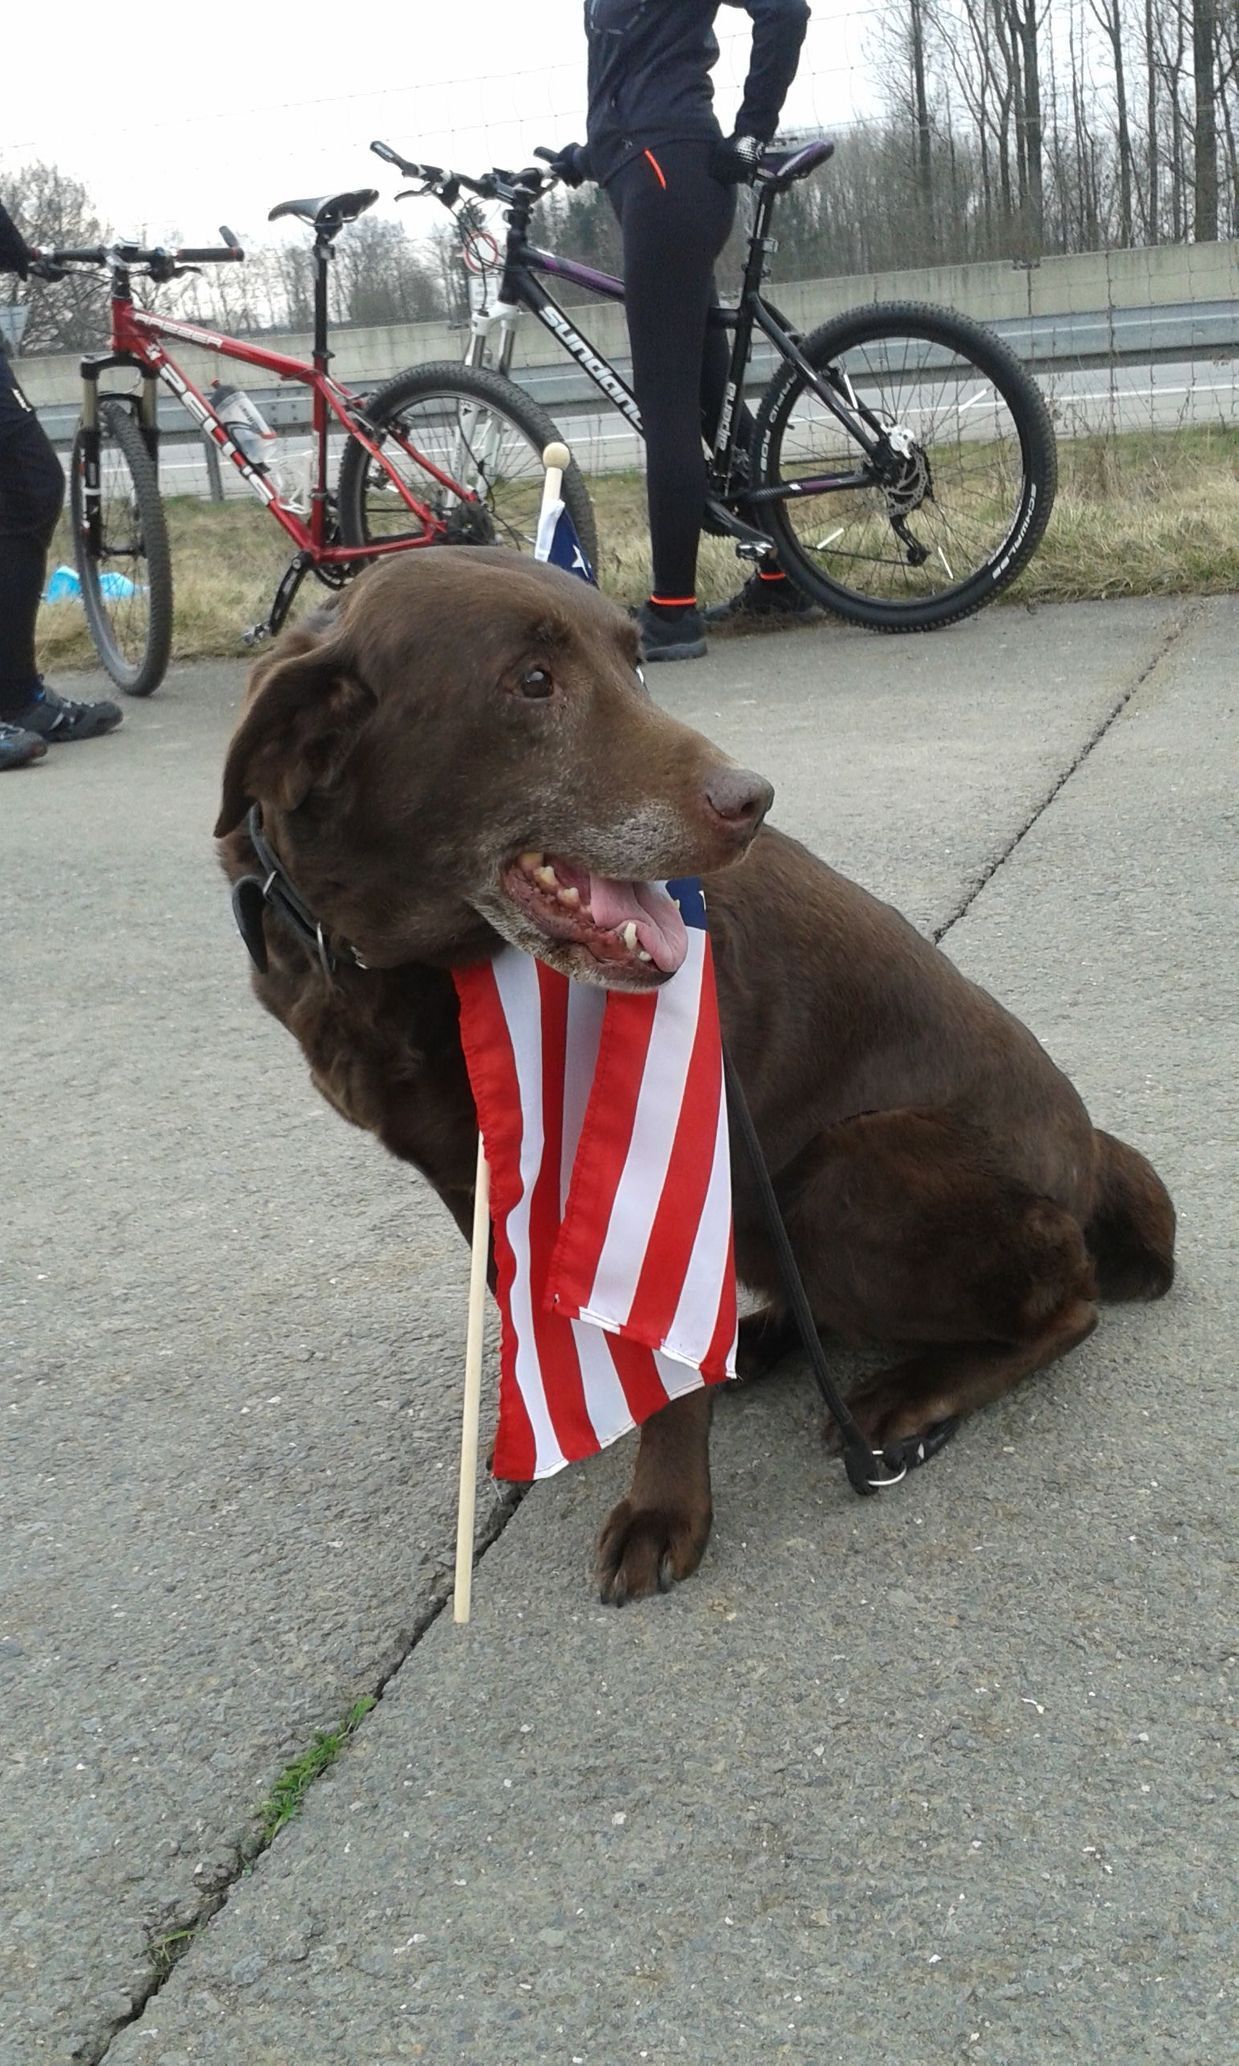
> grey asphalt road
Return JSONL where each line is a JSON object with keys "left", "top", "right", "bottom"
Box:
{"left": 1, "top": 595, "right": 1234, "bottom": 2066}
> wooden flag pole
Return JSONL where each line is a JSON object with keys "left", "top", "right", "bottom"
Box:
{"left": 453, "top": 440, "right": 571, "bottom": 1625}
{"left": 541, "top": 439, "right": 570, "bottom": 508}
{"left": 453, "top": 1136, "right": 491, "bottom": 1625}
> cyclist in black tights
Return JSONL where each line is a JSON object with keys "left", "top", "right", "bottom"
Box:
{"left": 0, "top": 198, "right": 122, "bottom": 770}
{"left": 552, "top": 0, "right": 814, "bottom": 661}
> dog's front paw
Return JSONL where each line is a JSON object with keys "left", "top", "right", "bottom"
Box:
{"left": 595, "top": 1494, "right": 712, "bottom": 1606}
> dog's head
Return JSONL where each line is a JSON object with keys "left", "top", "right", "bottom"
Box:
{"left": 215, "top": 550, "right": 773, "bottom": 990}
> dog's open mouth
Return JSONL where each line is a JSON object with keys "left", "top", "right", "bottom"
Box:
{"left": 501, "top": 850, "right": 688, "bottom": 977}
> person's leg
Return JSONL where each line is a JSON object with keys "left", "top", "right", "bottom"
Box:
{"left": 609, "top": 143, "right": 733, "bottom": 654}
{"left": 0, "top": 352, "right": 63, "bottom": 711}
{"left": 0, "top": 352, "right": 122, "bottom": 742}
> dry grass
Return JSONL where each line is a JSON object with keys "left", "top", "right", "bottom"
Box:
{"left": 590, "top": 426, "right": 1239, "bottom": 607}
{"left": 1012, "top": 426, "right": 1239, "bottom": 603}
{"left": 37, "top": 426, "right": 1237, "bottom": 676}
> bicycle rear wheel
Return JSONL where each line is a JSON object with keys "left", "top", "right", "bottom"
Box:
{"left": 336, "top": 361, "right": 598, "bottom": 567}
{"left": 752, "top": 301, "right": 1056, "bottom": 632}
{"left": 70, "top": 399, "right": 173, "bottom": 694}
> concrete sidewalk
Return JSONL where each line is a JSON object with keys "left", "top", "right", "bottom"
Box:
{"left": 2, "top": 597, "right": 1233, "bottom": 2066}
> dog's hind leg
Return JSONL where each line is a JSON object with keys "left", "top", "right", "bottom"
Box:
{"left": 778, "top": 1109, "right": 1104, "bottom": 1448}
{"left": 829, "top": 1295, "right": 1099, "bottom": 1453}
{"left": 1085, "top": 1129, "right": 1176, "bottom": 1301}
{"left": 596, "top": 1390, "right": 714, "bottom": 1606}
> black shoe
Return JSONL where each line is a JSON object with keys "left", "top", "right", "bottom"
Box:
{"left": 704, "top": 569, "right": 820, "bottom": 627}
{"left": 0, "top": 720, "right": 48, "bottom": 770}
{"left": 635, "top": 600, "right": 707, "bottom": 663}
{"left": 15, "top": 681, "right": 124, "bottom": 742}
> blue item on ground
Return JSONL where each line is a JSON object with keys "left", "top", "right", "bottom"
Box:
{"left": 44, "top": 564, "right": 140, "bottom": 603}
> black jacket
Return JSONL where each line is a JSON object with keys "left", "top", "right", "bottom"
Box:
{"left": 0, "top": 199, "right": 32, "bottom": 276}
{"left": 584, "top": 0, "right": 810, "bottom": 185}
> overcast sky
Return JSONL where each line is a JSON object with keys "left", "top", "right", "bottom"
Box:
{"left": 1, "top": 2, "right": 879, "bottom": 248}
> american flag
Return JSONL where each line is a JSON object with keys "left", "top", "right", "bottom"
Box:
{"left": 534, "top": 492, "right": 595, "bottom": 582}
{"left": 453, "top": 893, "right": 736, "bottom": 1480}
{"left": 449, "top": 480, "right": 737, "bottom": 1481}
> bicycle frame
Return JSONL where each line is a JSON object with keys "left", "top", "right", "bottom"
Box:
{"left": 77, "top": 269, "right": 469, "bottom": 565}
{"left": 471, "top": 173, "right": 889, "bottom": 531}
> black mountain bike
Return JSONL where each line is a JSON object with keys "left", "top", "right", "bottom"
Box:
{"left": 348, "top": 136, "right": 1056, "bottom": 633}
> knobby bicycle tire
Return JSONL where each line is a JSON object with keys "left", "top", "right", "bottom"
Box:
{"left": 70, "top": 400, "right": 174, "bottom": 695}
{"left": 752, "top": 301, "right": 1057, "bottom": 633}
{"left": 336, "top": 362, "right": 599, "bottom": 569}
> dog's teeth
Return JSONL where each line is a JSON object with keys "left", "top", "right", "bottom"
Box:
{"left": 557, "top": 885, "right": 581, "bottom": 907}
{"left": 637, "top": 948, "right": 652, "bottom": 962}
{"left": 534, "top": 865, "right": 558, "bottom": 890}
{"left": 518, "top": 850, "right": 544, "bottom": 872}
{"left": 620, "top": 921, "right": 639, "bottom": 951}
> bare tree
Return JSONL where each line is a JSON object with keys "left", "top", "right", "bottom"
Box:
{"left": 1217, "top": 0, "right": 1239, "bottom": 212}
{"left": 1143, "top": 0, "right": 1163, "bottom": 237}
{"left": 331, "top": 216, "right": 442, "bottom": 328}
{"left": 2, "top": 162, "right": 110, "bottom": 354}
{"left": 1091, "top": 0, "right": 1136, "bottom": 241}
{"left": 911, "top": 0, "right": 937, "bottom": 243}
{"left": 1193, "top": 0, "right": 1220, "bottom": 234}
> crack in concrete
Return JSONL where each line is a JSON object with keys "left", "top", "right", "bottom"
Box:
{"left": 86, "top": 1480, "right": 526, "bottom": 2064}
{"left": 932, "top": 602, "right": 1202, "bottom": 945}
{"left": 84, "top": 599, "right": 1204, "bottom": 2063}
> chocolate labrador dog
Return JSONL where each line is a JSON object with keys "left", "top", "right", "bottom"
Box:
{"left": 216, "top": 549, "right": 1175, "bottom": 1603}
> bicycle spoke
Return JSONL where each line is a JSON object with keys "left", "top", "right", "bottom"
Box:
{"left": 362, "top": 394, "right": 546, "bottom": 550}
{"left": 91, "top": 446, "right": 152, "bottom": 667}
{"left": 770, "top": 323, "right": 1031, "bottom": 608}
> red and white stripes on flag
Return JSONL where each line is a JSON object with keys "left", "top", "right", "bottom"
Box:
{"left": 453, "top": 891, "right": 737, "bottom": 1481}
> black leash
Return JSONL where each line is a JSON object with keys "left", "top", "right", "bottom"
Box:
{"left": 723, "top": 1048, "right": 957, "bottom": 1495}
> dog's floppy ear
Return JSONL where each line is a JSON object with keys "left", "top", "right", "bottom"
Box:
{"left": 215, "top": 629, "right": 376, "bottom": 837}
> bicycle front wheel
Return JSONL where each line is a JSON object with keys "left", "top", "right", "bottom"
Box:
{"left": 70, "top": 399, "right": 173, "bottom": 694}
{"left": 336, "top": 362, "right": 598, "bottom": 567}
{"left": 752, "top": 302, "right": 1056, "bottom": 632}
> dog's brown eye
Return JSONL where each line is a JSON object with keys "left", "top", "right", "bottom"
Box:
{"left": 519, "top": 667, "right": 553, "bottom": 699}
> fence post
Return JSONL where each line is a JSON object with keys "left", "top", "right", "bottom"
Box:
{"left": 202, "top": 432, "right": 223, "bottom": 503}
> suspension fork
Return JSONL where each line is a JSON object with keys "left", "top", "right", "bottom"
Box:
{"left": 77, "top": 353, "right": 159, "bottom": 552}
{"left": 463, "top": 298, "right": 522, "bottom": 375}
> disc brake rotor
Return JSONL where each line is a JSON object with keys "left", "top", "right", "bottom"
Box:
{"left": 880, "top": 425, "right": 933, "bottom": 516}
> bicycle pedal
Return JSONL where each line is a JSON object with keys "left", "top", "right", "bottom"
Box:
{"left": 242, "top": 622, "right": 271, "bottom": 649}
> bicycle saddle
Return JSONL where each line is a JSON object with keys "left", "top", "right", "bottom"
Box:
{"left": 759, "top": 140, "right": 835, "bottom": 187}
{"left": 267, "top": 188, "right": 380, "bottom": 231}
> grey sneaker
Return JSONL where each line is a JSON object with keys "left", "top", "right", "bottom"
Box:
{"left": 16, "top": 681, "right": 124, "bottom": 741}
{"left": 635, "top": 601, "right": 707, "bottom": 662}
{"left": 704, "top": 570, "right": 820, "bottom": 626}
{"left": 0, "top": 720, "right": 48, "bottom": 770}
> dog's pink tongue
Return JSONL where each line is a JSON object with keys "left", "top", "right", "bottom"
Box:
{"left": 587, "top": 877, "right": 688, "bottom": 974}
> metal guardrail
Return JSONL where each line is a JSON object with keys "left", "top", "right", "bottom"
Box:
{"left": 31, "top": 294, "right": 1238, "bottom": 495}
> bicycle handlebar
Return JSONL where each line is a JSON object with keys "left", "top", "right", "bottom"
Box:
{"left": 371, "top": 139, "right": 557, "bottom": 208}
{"left": 45, "top": 235, "right": 246, "bottom": 269}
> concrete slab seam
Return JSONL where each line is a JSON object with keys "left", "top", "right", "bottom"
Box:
{"left": 931, "top": 600, "right": 1203, "bottom": 946}
{"left": 86, "top": 1482, "right": 527, "bottom": 2065}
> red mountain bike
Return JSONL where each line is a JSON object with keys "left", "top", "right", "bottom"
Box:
{"left": 48, "top": 186, "right": 589, "bottom": 695}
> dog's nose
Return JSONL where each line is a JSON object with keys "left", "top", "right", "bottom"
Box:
{"left": 704, "top": 766, "right": 775, "bottom": 838}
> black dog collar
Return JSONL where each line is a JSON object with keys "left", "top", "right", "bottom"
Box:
{"left": 230, "top": 804, "right": 368, "bottom": 980}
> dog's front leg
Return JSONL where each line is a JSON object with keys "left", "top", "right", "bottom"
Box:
{"left": 595, "top": 1391, "right": 714, "bottom": 1606}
